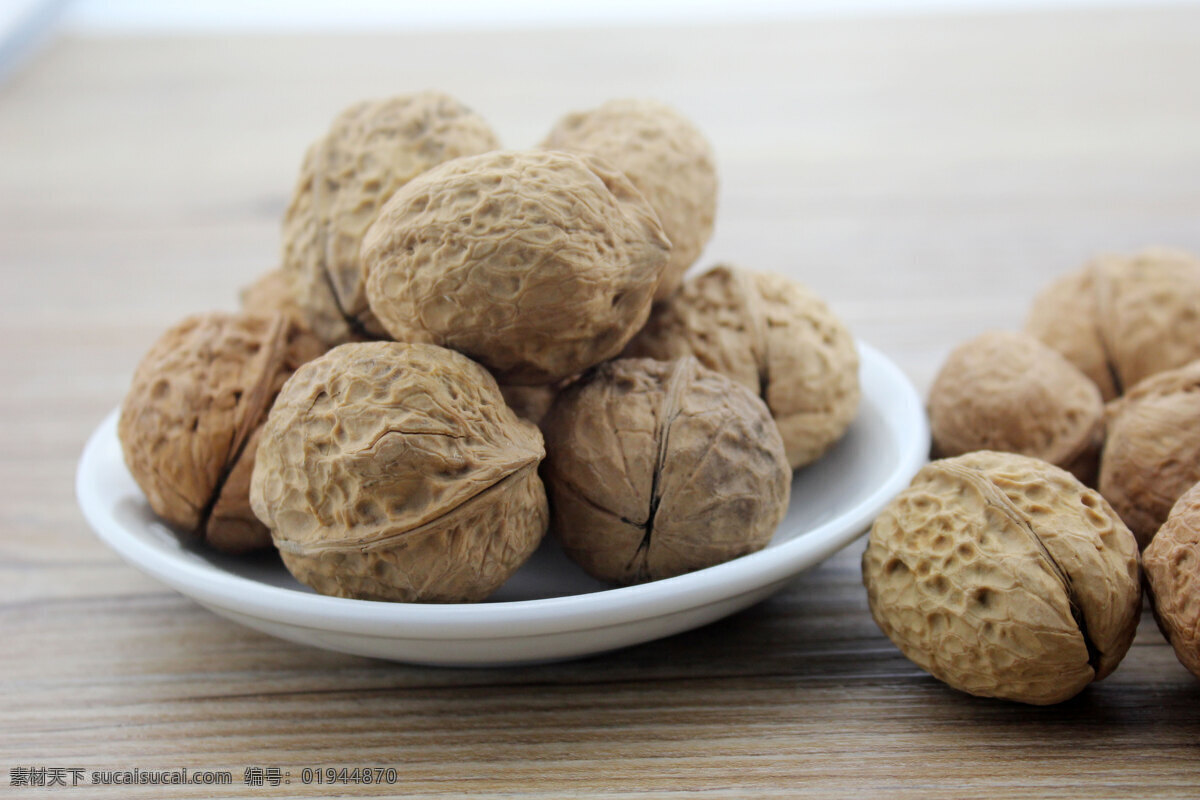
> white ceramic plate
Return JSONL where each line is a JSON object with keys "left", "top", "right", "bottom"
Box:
{"left": 76, "top": 342, "right": 928, "bottom": 666}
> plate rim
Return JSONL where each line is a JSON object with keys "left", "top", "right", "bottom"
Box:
{"left": 76, "top": 340, "right": 928, "bottom": 641}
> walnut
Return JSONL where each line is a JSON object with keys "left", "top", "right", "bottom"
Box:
{"left": 118, "top": 312, "right": 325, "bottom": 553}
{"left": 1026, "top": 247, "right": 1200, "bottom": 400}
{"left": 623, "top": 264, "right": 859, "bottom": 469}
{"left": 1099, "top": 360, "right": 1200, "bottom": 548}
{"left": 240, "top": 268, "right": 304, "bottom": 326}
{"left": 542, "top": 98, "right": 716, "bottom": 300}
{"left": 1143, "top": 481, "right": 1200, "bottom": 679}
{"left": 928, "top": 330, "right": 1104, "bottom": 483}
{"left": 282, "top": 92, "right": 500, "bottom": 345}
{"left": 363, "top": 149, "right": 671, "bottom": 385}
{"left": 863, "top": 451, "right": 1141, "bottom": 705}
{"left": 249, "top": 341, "right": 548, "bottom": 602}
{"left": 540, "top": 357, "right": 791, "bottom": 585}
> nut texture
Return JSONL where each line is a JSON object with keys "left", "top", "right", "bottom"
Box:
{"left": 363, "top": 149, "right": 671, "bottom": 384}
{"left": 1027, "top": 247, "right": 1200, "bottom": 400}
{"left": 541, "top": 357, "right": 791, "bottom": 585}
{"left": 863, "top": 451, "right": 1141, "bottom": 705}
{"left": 542, "top": 98, "right": 716, "bottom": 300}
{"left": 240, "top": 268, "right": 304, "bottom": 325}
{"left": 1099, "top": 360, "right": 1200, "bottom": 547}
{"left": 282, "top": 93, "right": 500, "bottom": 344}
{"left": 119, "top": 312, "right": 325, "bottom": 553}
{"left": 249, "top": 341, "right": 548, "bottom": 602}
{"left": 623, "top": 264, "right": 859, "bottom": 469}
{"left": 929, "top": 330, "right": 1104, "bottom": 482}
{"left": 1143, "top": 481, "right": 1200, "bottom": 678}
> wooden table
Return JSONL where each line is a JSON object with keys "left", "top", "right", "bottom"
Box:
{"left": 5, "top": 6, "right": 1200, "bottom": 797}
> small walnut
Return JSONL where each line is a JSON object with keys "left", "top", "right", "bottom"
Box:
{"left": 863, "top": 451, "right": 1141, "bottom": 705}
{"left": 282, "top": 92, "right": 500, "bottom": 345}
{"left": 249, "top": 342, "right": 548, "bottom": 602}
{"left": 1099, "top": 360, "right": 1200, "bottom": 547}
{"left": 363, "top": 149, "right": 671, "bottom": 385}
{"left": 1026, "top": 247, "right": 1200, "bottom": 400}
{"left": 240, "top": 268, "right": 304, "bottom": 326}
{"left": 1143, "top": 481, "right": 1200, "bottom": 679}
{"left": 119, "top": 312, "right": 325, "bottom": 553}
{"left": 623, "top": 264, "right": 859, "bottom": 469}
{"left": 542, "top": 98, "right": 717, "bottom": 300}
{"left": 928, "top": 330, "right": 1104, "bottom": 483}
{"left": 498, "top": 383, "right": 561, "bottom": 427}
{"left": 541, "top": 357, "right": 791, "bottom": 585}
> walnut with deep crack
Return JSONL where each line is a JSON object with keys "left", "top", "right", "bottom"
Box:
{"left": 863, "top": 451, "right": 1141, "bottom": 705}
{"left": 118, "top": 312, "right": 324, "bottom": 553}
{"left": 540, "top": 357, "right": 790, "bottom": 585}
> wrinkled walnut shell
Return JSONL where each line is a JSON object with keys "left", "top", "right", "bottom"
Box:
{"left": 364, "top": 149, "right": 671, "bottom": 384}
{"left": 541, "top": 357, "right": 791, "bottom": 585}
{"left": 863, "top": 451, "right": 1141, "bottom": 705}
{"left": 282, "top": 92, "right": 500, "bottom": 345}
{"left": 1026, "top": 247, "right": 1200, "bottom": 400}
{"left": 929, "top": 330, "right": 1104, "bottom": 483}
{"left": 119, "top": 311, "right": 325, "bottom": 553}
{"left": 249, "top": 341, "right": 548, "bottom": 602}
{"left": 623, "top": 264, "right": 859, "bottom": 469}
{"left": 1099, "top": 359, "right": 1200, "bottom": 548}
{"left": 542, "top": 98, "right": 717, "bottom": 300}
{"left": 1143, "top": 481, "right": 1200, "bottom": 679}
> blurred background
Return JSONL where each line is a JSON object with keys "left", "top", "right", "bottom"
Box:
{"left": 4, "top": 0, "right": 1200, "bottom": 392}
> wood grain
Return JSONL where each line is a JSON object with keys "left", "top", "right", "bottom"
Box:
{"left": 4, "top": 6, "right": 1200, "bottom": 797}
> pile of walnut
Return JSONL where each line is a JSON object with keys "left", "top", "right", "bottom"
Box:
{"left": 863, "top": 246, "right": 1200, "bottom": 703}
{"left": 119, "top": 91, "right": 861, "bottom": 603}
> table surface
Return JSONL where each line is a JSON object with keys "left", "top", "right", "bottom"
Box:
{"left": 4, "top": 6, "right": 1200, "bottom": 798}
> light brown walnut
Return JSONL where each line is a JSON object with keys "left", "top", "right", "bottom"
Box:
{"left": 1099, "top": 360, "right": 1200, "bottom": 548}
{"left": 1143, "top": 481, "right": 1200, "bottom": 679}
{"left": 623, "top": 264, "right": 859, "bottom": 469}
{"left": 118, "top": 312, "right": 325, "bottom": 553}
{"left": 249, "top": 341, "right": 548, "bottom": 602}
{"left": 240, "top": 268, "right": 305, "bottom": 326}
{"left": 542, "top": 98, "right": 717, "bottom": 300}
{"left": 363, "top": 149, "right": 671, "bottom": 384}
{"left": 863, "top": 451, "right": 1141, "bottom": 705}
{"left": 929, "top": 330, "right": 1104, "bottom": 483}
{"left": 541, "top": 357, "right": 791, "bottom": 585}
{"left": 1026, "top": 247, "right": 1200, "bottom": 400}
{"left": 282, "top": 92, "right": 500, "bottom": 345}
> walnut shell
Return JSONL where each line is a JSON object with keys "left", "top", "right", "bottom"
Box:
{"left": 249, "top": 341, "right": 548, "bottom": 602}
{"left": 623, "top": 264, "right": 859, "bottom": 469}
{"left": 541, "top": 357, "right": 791, "bottom": 585}
{"left": 363, "top": 149, "right": 671, "bottom": 384}
{"left": 1026, "top": 247, "right": 1200, "bottom": 400}
{"left": 240, "top": 268, "right": 305, "bottom": 326}
{"left": 118, "top": 312, "right": 325, "bottom": 553}
{"left": 1143, "top": 481, "right": 1200, "bottom": 678}
{"left": 282, "top": 93, "right": 500, "bottom": 345}
{"left": 542, "top": 98, "right": 716, "bottom": 300}
{"left": 863, "top": 451, "right": 1141, "bottom": 705}
{"left": 928, "top": 330, "right": 1104, "bottom": 483}
{"left": 1099, "top": 359, "right": 1200, "bottom": 547}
